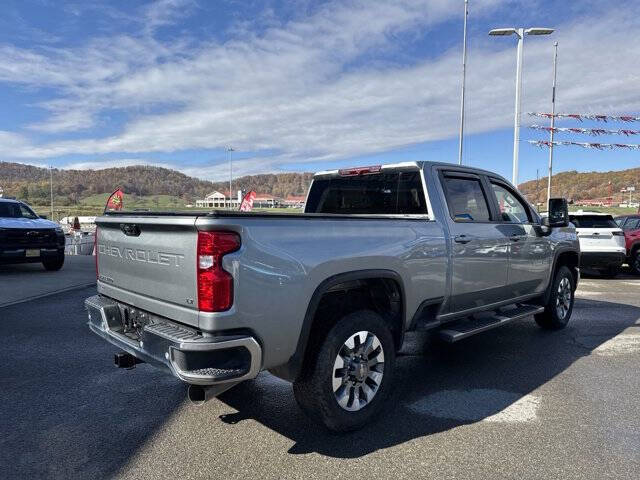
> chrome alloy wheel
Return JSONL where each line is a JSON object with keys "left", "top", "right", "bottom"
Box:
{"left": 556, "top": 276, "right": 572, "bottom": 320}
{"left": 332, "top": 331, "right": 385, "bottom": 412}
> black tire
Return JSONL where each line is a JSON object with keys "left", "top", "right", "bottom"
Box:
{"left": 598, "top": 266, "right": 618, "bottom": 279}
{"left": 42, "top": 253, "right": 64, "bottom": 271}
{"left": 535, "top": 265, "right": 574, "bottom": 330}
{"left": 630, "top": 249, "right": 640, "bottom": 276}
{"left": 293, "top": 310, "right": 396, "bottom": 432}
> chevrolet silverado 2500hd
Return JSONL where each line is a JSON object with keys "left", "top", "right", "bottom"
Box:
{"left": 85, "top": 161, "right": 579, "bottom": 431}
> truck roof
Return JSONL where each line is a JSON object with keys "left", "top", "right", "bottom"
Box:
{"left": 313, "top": 161, "right": 511, "bottom": 184}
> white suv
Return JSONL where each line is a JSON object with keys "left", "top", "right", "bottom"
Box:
{"left": 569, "top": 210, "right": 626, "bottom": 277}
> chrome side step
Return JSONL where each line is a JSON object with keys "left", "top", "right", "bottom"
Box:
{"left": 438, "top": 304, "right": 545, "bottom": 343}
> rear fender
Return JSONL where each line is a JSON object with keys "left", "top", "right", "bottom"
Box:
{"left": 270, "top": 269, "right": 405, "bottom": 382}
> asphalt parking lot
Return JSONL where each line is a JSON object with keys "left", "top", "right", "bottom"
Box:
{"left": 1, "top": 263, "right": 639, "bottom": 479}
{"left": 0, "top": 255, "right": 96, "bottom": 307}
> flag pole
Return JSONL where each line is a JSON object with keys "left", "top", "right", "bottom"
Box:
{"left": 457, "top": 0, "right": 469, "bottom": 165}
{"left": 547, "top": 42, "right": 558, "bottom": 204}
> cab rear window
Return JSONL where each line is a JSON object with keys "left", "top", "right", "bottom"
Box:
{"left": 569, "top": 215, "right": 618, "bottom": 228}
{"left": 305, "top": 171, "right": 427, "bottom": 215}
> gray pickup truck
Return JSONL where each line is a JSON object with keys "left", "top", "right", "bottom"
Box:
{"left": 86, "top": 161, "right": 579, "bottom": 431}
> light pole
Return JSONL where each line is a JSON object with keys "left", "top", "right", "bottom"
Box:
{"left": 226, "top": 146, "right": 234, "bottom": 208}
{"left": 489, "top": 27, "right": 554, "bottom": 186}
{"left": 458, "top": 0, "right": 469, "bottom": 165}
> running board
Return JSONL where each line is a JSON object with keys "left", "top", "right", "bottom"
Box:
{"left": 438, "top": 304, "right": 545, "bottom": 343}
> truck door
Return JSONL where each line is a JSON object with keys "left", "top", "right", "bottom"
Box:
{"left": 440, "top": 172, "right": 510, "bottom": 312}
{"left": 487, "top": 179, "right": 551, "bottom": 298}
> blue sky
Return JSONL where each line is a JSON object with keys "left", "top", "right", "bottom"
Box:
{"left": 0, "top": 0, "right": 639, "bottom": 185}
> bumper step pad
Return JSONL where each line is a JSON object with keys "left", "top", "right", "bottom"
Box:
{"left": 85, "top": 294, "right": 262, "bottom": 385}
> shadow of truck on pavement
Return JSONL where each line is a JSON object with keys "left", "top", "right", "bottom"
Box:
{"left": 216, "top": 297, "right": 640, "bottom": 457}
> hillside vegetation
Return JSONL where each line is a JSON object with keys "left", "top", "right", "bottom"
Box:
{"left": 518, "top": 167, "right": 640, "bottom": 205}
{"left": 0, "top": 162, "right": 313, "bottom": 207}
{"left": 2, "top": 161, "right": 638, "bottom": 214}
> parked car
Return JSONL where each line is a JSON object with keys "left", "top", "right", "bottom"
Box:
{"left": 615, "top": 214, "right": 640, "bottom": 275}
{"left": 0, "top": 198, "right": 65, "bottom": 270}
{"left": 85, "top": 161, "right": 579, "bottom": 431}
{"left": 568, "top": 211, "right": 626, "bottom": 277}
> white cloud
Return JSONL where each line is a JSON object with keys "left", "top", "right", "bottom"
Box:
{"left": 61, "top": 158, "right": 156, "bottom": 170}
{"left": 0, "top": 130, "right": 33, "bottom": 151}
{"left": 143, "top": 0, "right": 197, "bottom": 32}
{"left": 0, "top": 0, "right": 638, "bottom": 180}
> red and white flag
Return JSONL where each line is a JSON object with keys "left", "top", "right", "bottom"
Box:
{"left": 239, "top": 191, "right": 256, "bottom": 212}
{"left": 105, "top": 188, "right": 124, "bottom": 212}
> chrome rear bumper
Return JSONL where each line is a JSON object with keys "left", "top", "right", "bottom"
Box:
{"left": 85, "top": 295, "right": 262, "bottom": 385}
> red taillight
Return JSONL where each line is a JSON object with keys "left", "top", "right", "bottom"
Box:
{"left": 94, "top": 227, "right": 99, "bottom": 279}
{"left": 197, "top": 231, "right": 240, "bottom": 312}
{"left": 338, "top": 165, "right": 382, "bottom": 176}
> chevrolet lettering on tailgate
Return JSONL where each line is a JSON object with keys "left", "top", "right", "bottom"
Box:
{"left": 98, "top": 244, "right": 185, "bottom": 267}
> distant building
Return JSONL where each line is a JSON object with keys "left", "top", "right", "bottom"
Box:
{"left": 195, "top": 190, "right": 289, "bottom": 209}
{"left": 253, "top": 193, "right": 281, "bottom": 208}
{"left": 284, "top": 195, "right": 306, "bottom": 208}
{"left": 195, "top": 190, "right": 241, "bottom": 209}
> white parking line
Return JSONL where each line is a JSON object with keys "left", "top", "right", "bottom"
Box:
{"left": 594, "top": 333, "right": 640, "bottom": 356}
{"left": 407, "top": 389, "right": 540, "bottom": 423}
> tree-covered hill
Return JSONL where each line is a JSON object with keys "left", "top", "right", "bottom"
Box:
{"left": 518, "top": 167, "right": 640, "bottom": 205}
{"left": 0, "top": 162, "right": 313, "bottom": 206}
{"left": 3, "top": 160, "right": 637, "bottom": 209}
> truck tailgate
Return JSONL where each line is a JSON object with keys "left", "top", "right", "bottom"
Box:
{"left": 96, "top": 215, "right": 199, "bottom": 320}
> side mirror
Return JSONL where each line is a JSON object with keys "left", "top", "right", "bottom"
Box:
{"left": 39, "top": 214, "right": 48, "bottom": 219}
{"left": 547, "top": 198, "right": 569, "bottom": 228}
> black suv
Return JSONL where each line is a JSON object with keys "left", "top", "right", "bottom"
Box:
{"left": 0, "top": 199, "right": 65, "bottom": 270}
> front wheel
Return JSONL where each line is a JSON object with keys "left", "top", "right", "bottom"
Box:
{"left": 43, "top": 253, "right": 65, "bottom": 271}
{"left": 535, "top": 265, "right": 575, "bottom": 330}
{"left": 293, "top": 310, "right": 396, "bottom": 432}
{"left": 630, "top": 249, "right": 640, "bottom": 276}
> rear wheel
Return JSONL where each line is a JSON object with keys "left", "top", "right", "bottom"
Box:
{"left": 43, "top": 253, "right": 64, "bottom": 271}
{"left": 293, "top": 310, "right": 396, "bottom": 432}
{"left": 535, "top": 265, "right": 574, "bottom": 330}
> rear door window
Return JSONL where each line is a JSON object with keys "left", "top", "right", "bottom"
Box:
{"left": 441, "top": 176, "right": 491, "bottom": 222}
{"left": 569, "top": 215, "right": 618, "bottom": 228}
{"left": 305, "top": 171, "right": 427, "bottom": 214}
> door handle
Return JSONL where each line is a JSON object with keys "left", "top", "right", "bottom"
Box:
{"left": 454, "top": 235, "right": 472, "bottom": 244}
{"left": 509, "top": 234, "right": 520, "bottom": 242}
